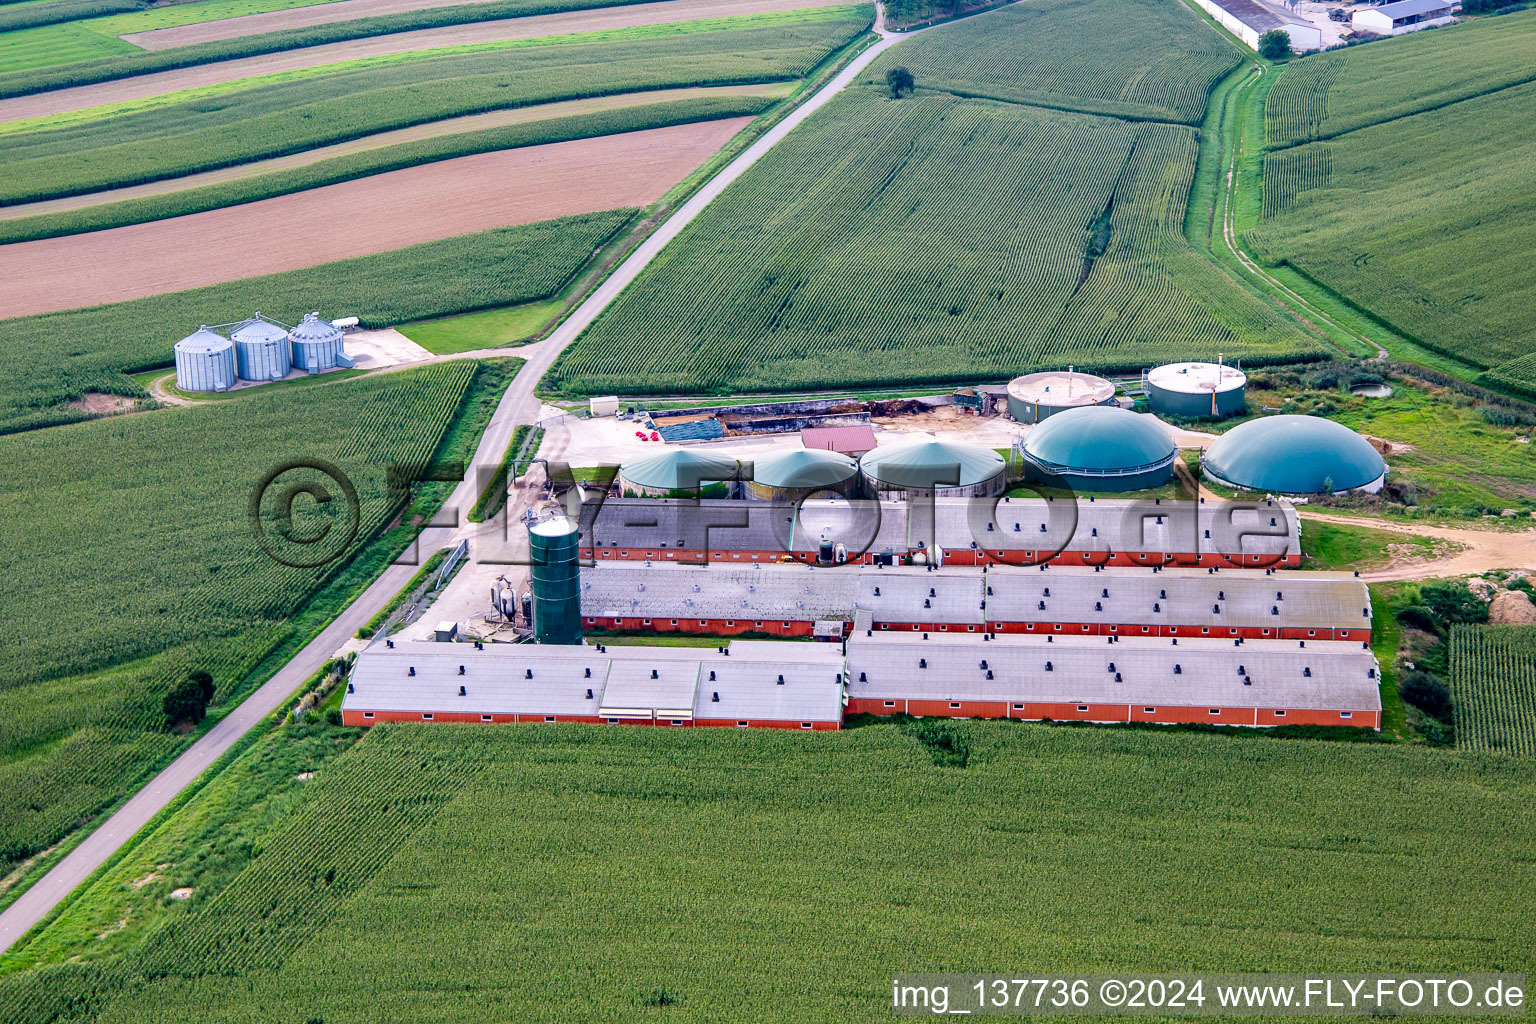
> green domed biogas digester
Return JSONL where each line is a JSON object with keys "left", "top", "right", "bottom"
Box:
{"left": 529, "top": 516, "right": 582, "bottom": 645}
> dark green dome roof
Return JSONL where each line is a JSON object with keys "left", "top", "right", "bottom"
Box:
{"left": 1204, "top": 415, "right": 1385, "bottom": 494}
{"left": 751, "top": 448, "right": 858, "bottom": 489}
{"left": 860, "top": 439, "right": 1004, "bottom": 488}
{"left": 1023, "top": 406, "right": 1175, "bottom": 473}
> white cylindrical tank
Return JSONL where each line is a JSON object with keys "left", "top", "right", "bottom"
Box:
{"left": 288, "top": 313, "right": 353, "bottom": 374}
{"left": 173, "top": 327, "right": 236, "bottom": 392}
{"left": 230, "top": 313, "right": 292, "bottom": 382}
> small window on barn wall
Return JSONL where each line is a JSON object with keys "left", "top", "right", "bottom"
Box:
{"left": 1077, "top": 705, "right": 1088, "bottom": 713}
{"left": 481, "top": 715, "right": 493, "bottom": 723}
{"left": 1274, "top": 710, "right": 1287, "bottom": 718}
{"left": 1209, "top": 709, "right": 1220, "bottom": 716}
{"left": 884, "top": 701, "right": 896, "bottom": 708}
{"left": 1340, "top": 711, "right": 1352, "bottom": 719}
{"left": 737, "top": 721, "right": 749, "bottom": 728}
{"left": 670, "top": 619, "right": 678, "bottom": 626}
{"left": 1013, "top": 703, "right": 1024, "bottom": 710}
{"left": 755, "top": 621, "right": 763, "bottom": 628}
{"left": 422, "top": 713, "right": 434, "bottom": 720}
{"left": 949, "top": 702, "right": 962, "bottom": 709}
{"left": 643, "top": 618, "right": 652, "bottom": 625}
{"left": 607, "top": 718, "right": 619, "bottom": 725}
{"left": 671, "top": 720, "right": 684, "bottom": 726}
{"left": 1144, "top": 707, "right": 1155, "bottom": 714}
{"left": 587, "top": 617, "right": 595, "bottom": 624}
{"left": 800, "top": 722, "right": 813, "bottom": 730}
{"left": 544, "top": 716, "right": 556, "bottom": 723}
{"left": 700, "top": 620, "right": 707, "bottom": 627}
{"left": 363, "top": 712, "right": 374, "bottom": 719}
{"left": 967, "top": 625, "right": 976, "bottom": 632}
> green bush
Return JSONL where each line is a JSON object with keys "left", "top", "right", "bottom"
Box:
{"left": 1399, "top": 670, "right": 1452, "bottom": 722}
{"left": 1396, "top": 604, "right": 1440, "bottom": 635}
{"left": 162, "top": 670, "right": 214, "bottom": 728}
{"left": 1258, "top": 29, "right": 1292, "bottom": 60}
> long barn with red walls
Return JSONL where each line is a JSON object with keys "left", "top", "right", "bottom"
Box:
{"left": 577, "top": 563, "right": 1373, "bottom": 642}
{"left": 842, "top": 632, "right": 1382, "bottom": 729}
{"left": 578, "top": 497, "right": 1301, "bottom": 569}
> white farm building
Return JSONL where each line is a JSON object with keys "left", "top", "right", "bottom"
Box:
{"left": 1191, "top": 0, "right": 1322, "bottom": 51}
{"left": 1352, "top": 0, "right": 1455, "bottom": 35}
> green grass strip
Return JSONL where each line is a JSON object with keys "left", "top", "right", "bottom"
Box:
{"left": 467, "top": 424, "right": 542, "bottom": 523}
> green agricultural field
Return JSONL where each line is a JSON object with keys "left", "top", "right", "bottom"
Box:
{"left": 0, "top": 209, "right": 630, "bottom": 434}
{"left": 1263, "top": 10, "right": 1536, "bottom": 147}
{"left": 1249, "top": 80, "right": 1536, "bottom": 371}
{"left": 1, "top": 724, "right": 1531, "bottom": 1020}
{"left": 876, "top": 0, "right": 1240, "bottom": 124}
{"left": 1451, "top": 624, "right": 1536, "bottom": 755}
{"left": 0, "top": 358, "right": 509, "bottom": 881}
{"left": 1484, "top": 351, "right": 1536, "bottom": 400}
{"left": 550, "top": 90, "right": 1318, "bottom": 395}
{"left": 0, "top": 20, "right": 136, "bottom": 74}
{"left": 0, "top": 93, "right": 776, "bottom": 243}
{"left": 0, "top": 8, "right": 873, "bottom": 202}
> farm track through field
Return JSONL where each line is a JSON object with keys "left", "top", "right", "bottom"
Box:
{"left": 0, "top": 0, "right": 856, "bottom": 123}
{"left": 0, "top": 117, "right": 750, "bottom": 317}
{"left": 0, "top": 84, "right": 784, "bottom": 220}
{"left": 0, "top": 4, "right": 907, "bottom": 955}
{"left": 1299, "top": 512, "right": 1536, "bottom": 582}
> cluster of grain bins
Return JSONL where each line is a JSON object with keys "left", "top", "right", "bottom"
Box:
{"left": 172, "top": 312, "right": 354, "bottom": 392}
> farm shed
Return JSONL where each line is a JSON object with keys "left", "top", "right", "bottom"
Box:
{"left": 173, "top": 327, "right": 236, "bottom": 393}
{"left": 744, "top": 448, "right": 860, "bottom": 501}
{"left": 1353, "top": 0, "right": 1455, "bottom": 35}
{"left": 1190, "top": 0, "right": 1322, "bottom": 50}
{"left": 801, "top": 424, "right": 877, "bottom": 456}
{"left": 578, "top": 497, "right": 1302, "bottom": 568}
{"left": 1146, "top": 362, "right": 1247, "bottom": 419}
{"left": 859, "top": 439, "right": 1007, "bottom": 497}
{"left": 576, "top": 563, "right": 1371, "bottom": 641}
{"left": 341, "top": 640, "right": 844, "bottom": 729}
{"left": 1020, "top": 406, "right": 1178, "bottom": 492}
{"left": 843, "top": 631, "right": 1382, "bottom": 729}
{"left": 1006, "top": 370, "right": 1116, "bottom": 423}
{"left": 1203, "top": 415, "right": 1387, "bottom": 494}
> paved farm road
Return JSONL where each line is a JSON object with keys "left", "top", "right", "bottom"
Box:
{"left": 0, "top": 6, "right": 914, "bottom": 955}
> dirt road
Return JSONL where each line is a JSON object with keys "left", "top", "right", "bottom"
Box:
{"left": 0, "top": 117, "right": 750, "bottom": 317}
{"left": 0, "top": 0, "right": 852, "bottom": 123}
{"left": 1300, "top": 511, "right": 1536, "bottom": 581}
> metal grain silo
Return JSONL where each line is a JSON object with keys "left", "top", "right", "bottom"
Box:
{"left": 745, "top": 448, "right": 860, "bottom": 501}
{"left": 529, "top": 515, "right": 582, "bottom": 645}
{"left": 173, "top": 326, "right": 235, "bottom": 393}
{"left": 287, "top": 313, "right": 353, "bottom": 374}
{"left": 1146, "top": 361, "right": 1247, "bottom": 419}
{"left": 1005, "top": 368, "right": 1116, "bottom": 423}
{"left": 230, "top": 313, "right": 292, "bottom": 382}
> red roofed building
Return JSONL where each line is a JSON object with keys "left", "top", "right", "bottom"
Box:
{"left": 801, "top": 424, "right": 876, "bottom": 456}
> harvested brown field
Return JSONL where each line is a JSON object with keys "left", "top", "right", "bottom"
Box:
{"left": 0, "top": 0, "right": 854, "bottom": 123}
{"left": 0, "top": 117, "right": 749, "bottom": 317}
{"left": 0, "top": 84, "right": 786, "bottom": 220}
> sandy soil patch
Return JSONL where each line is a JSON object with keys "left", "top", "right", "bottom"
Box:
{"left": 0, "top": 0, "right": 849, "bottom": 123}
{"left": 168, "top": 887, "right": 194, "bottom": 899}
{"left": 1301, "top": 510, "right": 1536, "bottom": 582}
{"left": 67, "top": 392, "right": 140, "bottom": 413}
{"left": 0, "top": 118, "right": 748, "bottom": 317}
{"left": 1, "top": 85, "right": 784, "bottom": 220}
{"left": 130, "top": 871, "right": 162, "bottom": 889}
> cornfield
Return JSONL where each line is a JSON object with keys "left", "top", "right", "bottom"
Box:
{"left": 1451, "top": 624, "right": 1536, "bottom": 755}
{"left": 880, "top": 0, "right": 1239, "bottom": 124}
{"left": 551, "top": 91, "right": 1318, "bottom": 396}
{"left": 3, "top": 724, "right": 1531, "bottom": 1021}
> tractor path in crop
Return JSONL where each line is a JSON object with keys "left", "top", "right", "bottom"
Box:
{"left": 0, "top": 0, "right": 854, "bottom": 124}
{"left": 0, "top": 5, "right": 918, "bottom": 956}
{"left": 0, "top": 117, "right": 750, "bottom": 317}
{"left": 0, "top": 84, "right": 788, "bottom": 221}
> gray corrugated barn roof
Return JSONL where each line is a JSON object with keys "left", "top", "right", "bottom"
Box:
{"left": 343, "top": 642, "right": 844, "bottom": 722}
{"left": 844, "top": 632, "right": 1381, "bottom": 711}
{"left": 1209, "top": 0, "right": 1292, "bottom": 32}
{"left": 1374, "top": 0, "right": 1452, "bottom": 16}
{"left": 580, "top": 498, "right": 1301, "bottom": 560}
{"left": 577, "top": 563, "right": 1364, "bottom": 632}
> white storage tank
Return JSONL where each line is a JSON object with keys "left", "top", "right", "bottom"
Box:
{"left": 288, "top": 313, "right": 354, "bottom": 374}
{"left": 173, "top": 327, "right": 236, "bottom": 393}
{"left": 230, "top": 313, "right": 292, "bottom": 382}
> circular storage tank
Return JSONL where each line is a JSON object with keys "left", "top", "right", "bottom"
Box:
{"left": 529, "top": 516, "right": 581, "bottom": 645}
{"left": 1146, "top": 361, "right": 1247, "bottom": 419}
{"left": 1006, "top": 370, "right": 1116, "bottom": 423}
{"left": 1203, "top": 415, "right": 1386, "bottom": 495}
{"left": 1021, "top": 406, "right": 1177, "bottom": 493}
{"left": 288, "top": 313, "right": 351, "bottom": 374}
{"left": 173, "top": 326, "right": 236, "bottom": 393}
{"left": 619, "top": 448, "right": 740, "bottom": 497}
{"left": 859, "top": 438, "right": 1006, "bottom": 497}
{"left": 745, "top": 448, "right": 860, "bottom": 501}
{"left": 230, "top": 314, "right": 292, "bottom": 382}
